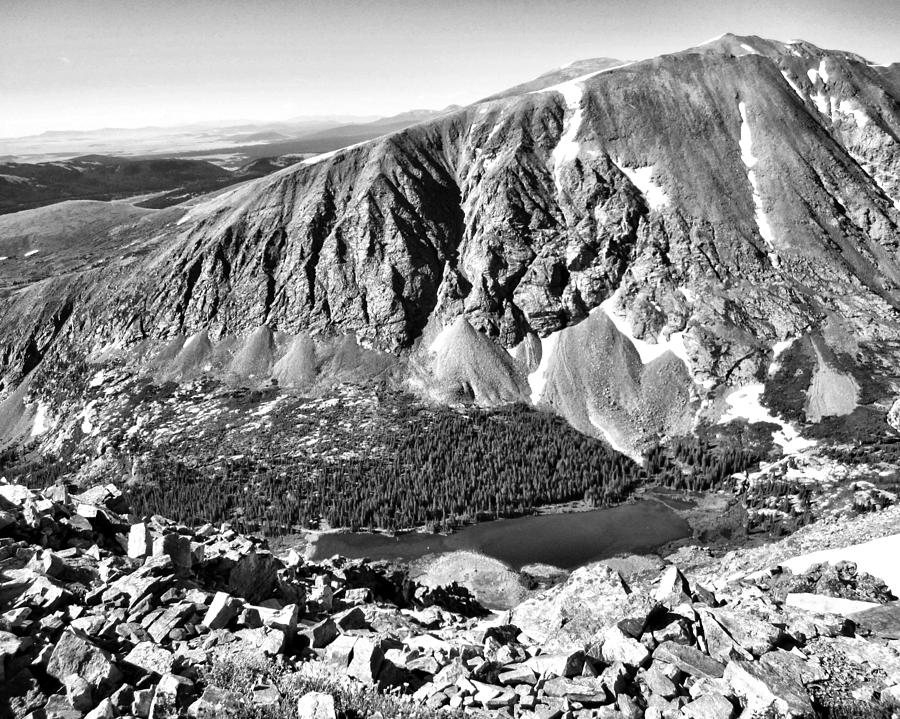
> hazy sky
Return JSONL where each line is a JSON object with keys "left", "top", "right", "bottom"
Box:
{"left": 2, "top": 0, "right": 898, "bottom": 138}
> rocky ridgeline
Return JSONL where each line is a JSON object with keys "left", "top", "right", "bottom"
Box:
{"left": 2, "top": 479, "right": 900, "bottom": 719}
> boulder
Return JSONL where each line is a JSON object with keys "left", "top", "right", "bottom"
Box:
{"left": 148, "top": 673, "right": 193, "bottom": 719}
{"left": 326, "top": 634, "right": 358, "bottom": 668}
{"left": 698, "top": 610, "right": 751, "bottom": 663}
{"left": 235, "top": 627, "right": 286, "bottom": 655}
{"left": 128, "top": 523, "right": 153, "bottom": 559}
{"left": 146, "top": 602, "right": 194, "bottom": 643}
{"left": 524, "top": 650, "right": 585, "bottom": 678}
{"left": 682, "top": 693, "right": 736, "bottom": 719}
{"left": 299, "top": 617, "right": 338, "bottom": 649}
{"left": 851, "top": 602, "right": 900, "bottom": 639}
{"left": 85, "top": 698, "right": 115, "bottom": 719}
{"left": 347, "top": 636, "right": 384, "bottom": 684}
{"left": 153, "top": 533, "right": 192, "bottom": 569}
{"left": 297, "top": 691, "right": 337, "bottom": 719}
{"left": 601, "top": 626, "right": 650, "bottom": 667}
{"left": 123, "top": 641, "right": 175, "bottom": 676}
{"left": 724, "top": 658, "right": 813, "bottom": 718}
{"left": 132, "top": 688, "right": 155, "bottom": 717}
{"left": 225, "top": 550, "right": 278, "bottom": 603}
{"left": 653, "top": 641, "right": 725, "bottom": 679}
{"left": 510, "top": 563, "right": 630, "bottom": 650}
{"left": 203, "top": 592, "right": 240, "bottom": 630}
{"left": 187, "top": 686, "right": 244, "bottom": 718}
{"left": 641, "top": 664, "right": 678, "bottom": 699}
{"left": 655, "top": 565, "right": 692, "bottom": 605}
{"left": 498, "top": 665, "right": 538, "bottom": 685}
{"left": 700, "top": 608, "right": 782, "bottom": 657}
{"left": 334, "top": 606, "right": 366, "bottom": 631}
{"left": 46, "top": 629, "right": 122, "bottom": 696}
{"left": 64, "top": 674, "right": 94, "bottom": 711}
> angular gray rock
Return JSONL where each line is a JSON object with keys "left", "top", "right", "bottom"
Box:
{"left": 46, "top": 629, "right": 122, "bottom": 696}
{"left": 297, "top": 691, "right": 337, "bottom": 719}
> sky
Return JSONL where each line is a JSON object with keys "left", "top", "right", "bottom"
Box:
{"left": 1, "top": 0, "right": 898, "bottom": 138}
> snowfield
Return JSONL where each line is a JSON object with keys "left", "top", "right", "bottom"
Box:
{"left": 738, "top": 101, "right": 779, "bottom": 266}
{"left": 719, "top": 383, "right": 816, "bottom": 454}
{"left": 616, "top": 164, "right": 671, "bottom": 211}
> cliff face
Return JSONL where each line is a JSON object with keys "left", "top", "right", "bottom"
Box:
{"left": 2, "top": 34, "right": 899, "bottom": 454}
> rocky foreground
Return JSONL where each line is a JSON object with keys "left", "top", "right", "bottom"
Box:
{"left": 2, "top": 479, "right": 900, "bottom": 719}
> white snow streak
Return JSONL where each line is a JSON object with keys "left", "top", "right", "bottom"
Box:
{"left": 527, "top": 331, "right": 561, "bottom": 404}
{"left": 818, "top": 58, "right": 831, "bottom": 84}
{"left": 599, "top": 293, "right": 690, "bottom": 366}
{"left": 617, "top": 164, "right": 671, "bottom": 210}
{"left": 780, "top": 71, "right": 805, "bottom": 102}
{"left": 532, "top": 64, "right": 642, "bottom": 190}
{"left": 738, "top": 101, "right": 779, "bottom": 266}
{"left": 678, "top": 286, "right": 696, "bottom": 303}
{"left": 548, "top": 80, "right": 586, "bottom": 191}
{"left": 31, "top": 402, "right": 49, "bottom": 437}
{"left": 769, "top": 337, "right": 797, "bottom": 376}
{"left": 807, "top": 68, "right": 820, "bottom": 84}
{"left": 811, "top": 92, "right": 831, "bottom": 116}
{"left": 698, "top": 33, "right": 727, "bottom": 46}
{"left": 740, "top": 43, "right": 758, "bottom": 54}
{"left": 23, "top": 249, "right": 39, "bottom": 257}
{"left": 80, "top": 401, "right": 96, "bottom": 435}
{"left": 719, "top": 384, "right": 815, "bottom": 454}
{"left": 837, "top": 99, "right": 870, "bottom": 128}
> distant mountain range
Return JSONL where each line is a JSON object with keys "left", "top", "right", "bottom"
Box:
{"left": 1, "top": 33, "right": 899, "bottom": 459}
{"left": 0, "top": 109, "right": 459, "bottom": 165}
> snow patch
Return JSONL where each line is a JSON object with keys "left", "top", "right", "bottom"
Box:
{"left": 30, "top": 402, "right": 49, "bottom": 437}
{"left": 740, "top": 43, "right": 758, "bottom": 54}
{"left": 528, "top": 331, "right": 560, "bottom": 404}
{"left": 80, "top": 401, "right": 97, "bottom": 435}
{"left": 89, "top": 370, "right": 107, "bottom": 388}
{"left": 818, "top": 58, "right": 831, "bottom": 84}
{"left": 599, "top": 293, "right": 690, "bottom": 367}
{"left": 780, "top": 71, "right": 806, "bottom": 102}
{"left": 772, "top": 337, "right": 797, "bottom": 360}
{"left": 781, "top": 533, "right": 900, "bottom": 597}
{"left": 23, "top": 249, "right": 39, "bottom": 257}
{"left": 719, "top": 383, "right": 815, "bottom": 454}
{"left": 807, "top": 68, "right": 820, "bottom": 84}
{"left": 678, "top": 286, "right": 696, "bottom": 303}
{"left": 836, "top": 98, "right": 870, "bottom": 128}
{"left": 543, "top": 77, "right": 589, "bottom": 192}
{"left": 738, "top": 101, "right": 778, "bottom": 263}
{"left": 616, "top": 164, "right": 671, "bottom": 210}
{"left": 0, "top": 256, "right": 7, "bottom": 262}
{"left": 698, "top": 33, "right": 727, "bottom": 46}
{"left": 768, "top": 337, "right": 797, "bottom": 376}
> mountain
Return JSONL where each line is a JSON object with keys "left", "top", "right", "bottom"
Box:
{"left": 1, "top": 33, "right": 899, "bottom": 458}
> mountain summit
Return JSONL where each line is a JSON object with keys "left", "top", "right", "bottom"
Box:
{"left": 1, "top": 34, "right": 899, "bottom": 456}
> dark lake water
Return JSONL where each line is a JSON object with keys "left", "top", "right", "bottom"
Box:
{"left": 308, "top": 500, "right": 691, "bottom": 570}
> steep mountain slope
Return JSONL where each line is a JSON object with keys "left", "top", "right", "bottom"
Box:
{"left": 1, "top": 34, "right": 899, "bottom": 456}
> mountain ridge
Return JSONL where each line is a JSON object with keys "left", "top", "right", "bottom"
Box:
{"left": 1, "top": 33, "right": 899, "bottom": 456}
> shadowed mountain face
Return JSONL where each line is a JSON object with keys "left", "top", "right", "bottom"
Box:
{"left": 1, "top": 34, "right": 899, "bottom": 455}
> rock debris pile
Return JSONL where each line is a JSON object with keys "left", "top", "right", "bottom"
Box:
{"left": 2, "top": 479, "right": 900, "bottom": 718}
